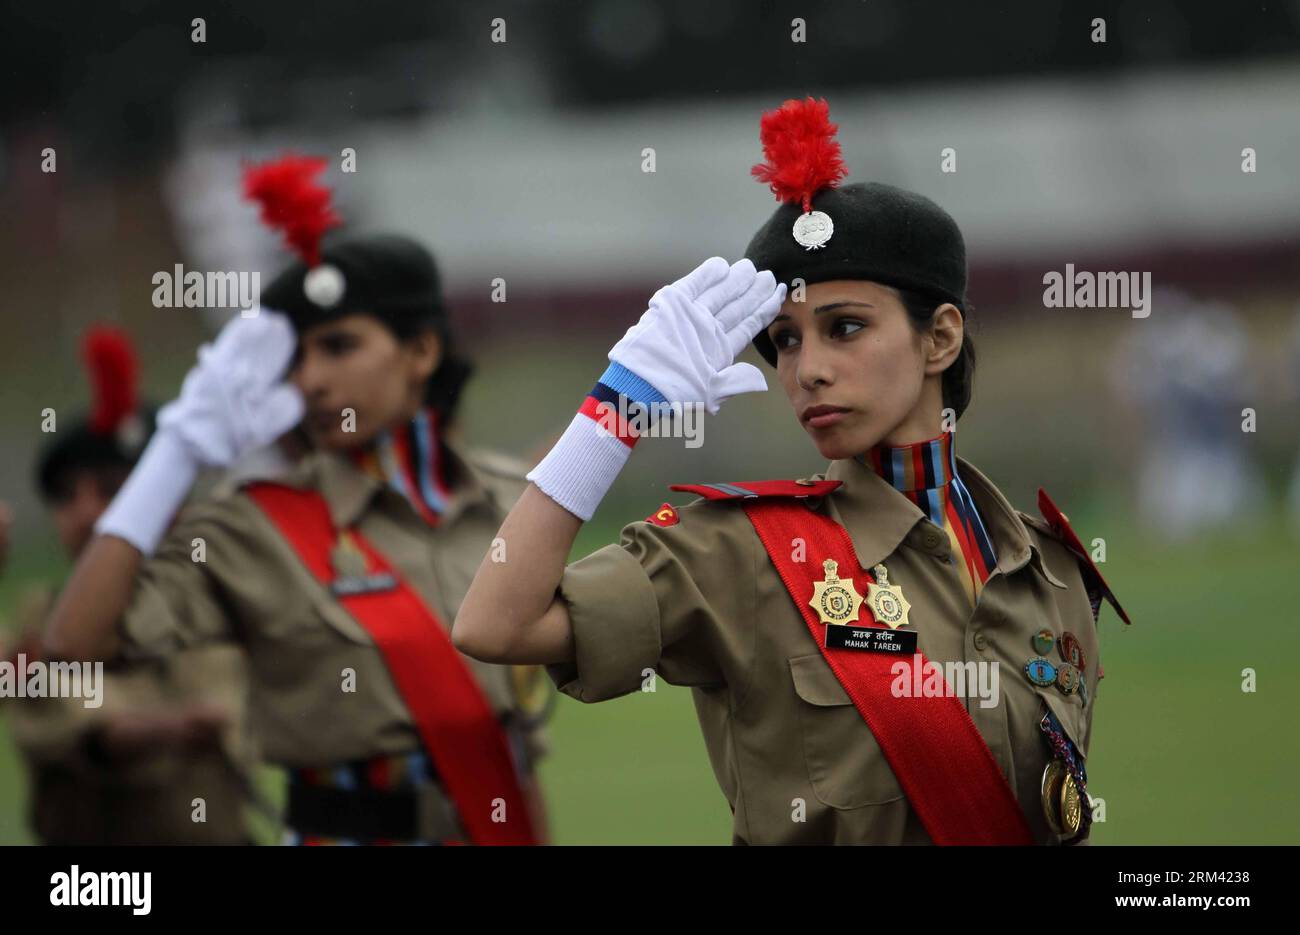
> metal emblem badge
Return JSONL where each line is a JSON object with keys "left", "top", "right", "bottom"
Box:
{"left": 792, "top": 210, "right": 834, "bottom": 250}
{"left": 331, "top": 533, "right": 369, "bottom": 580}
{"left": 1025, "top": 656, "right": 1057, "bottom": 687}
{"left": 1059, "top": 631, "right": 1086, "bottom": 672}
{"left": 865, "top": 563, "right": 911, "bottom": 629}
{"left": 810, "top": 558, "right": 865, "bottom": 626}
{"left": 1055, "top": 662, "right": 1082, "bottom": 695}
{"left": 304, "top": 263, "right": 346, "bottom": 308}
{"left": 330, "top": 531, "right": 397, "bottom": 597}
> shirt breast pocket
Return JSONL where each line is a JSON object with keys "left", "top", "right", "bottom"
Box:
{"left": 788, "top": 653, "right": 906, "bottom": 810}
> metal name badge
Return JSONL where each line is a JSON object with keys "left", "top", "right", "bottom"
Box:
{"left": 792, "top": 210, "right": 834, "bottom": 250}
{"left": 825, "top": 624, "right": 919, "bottom": 655}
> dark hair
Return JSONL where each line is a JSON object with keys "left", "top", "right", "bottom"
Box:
{"left": 894, "top": 287, "right": 977, "bottom": 422}
{"left": 424, "top": 354, "right": 474, "bottom": 428}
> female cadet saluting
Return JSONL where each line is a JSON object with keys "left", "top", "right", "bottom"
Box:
{"left": 454, "top": 99, "right": 1129, "bottom": 845}
{"left": 44, "top": 156, "right": 548, "bottom": 845}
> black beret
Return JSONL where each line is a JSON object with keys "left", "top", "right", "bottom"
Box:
{"left": 744, "top": 182, "right": 967, "bottom": 365}
{"left": 262, "top": 232, "right": 476, "bottom": 423}
{"left": 262, "top": 233, "right": 446, "bottom": 337}
{"left": 36, "top": 408, "right": 156, "bottom": 502}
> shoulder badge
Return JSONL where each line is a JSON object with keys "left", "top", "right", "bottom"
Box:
{"left": 645, "top": 502, "right": 680, "bottom": 527}
{"left": 1036, "top": 488, "right": 1131, "bottom": 625}
{"left": 667, "top": 479, "right": 843, "bottom": 501}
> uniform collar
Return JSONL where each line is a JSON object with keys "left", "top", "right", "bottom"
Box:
{"left": 824, "top": 453, "right": 1067, "bottom": 590}
{"left": 276, "top": 436, "right": 495, "bottom": 531}
{"left": 857, "top": 430, "right": 956, "bottom": 493}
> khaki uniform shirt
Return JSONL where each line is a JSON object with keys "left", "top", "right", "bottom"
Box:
{"left": 549, "top": 454, "right": 1107, "bottom": 845}
{"left": 3, "top": 589, "right": 256, "bottom": 844}
{"left": 116, "top": 443, "right": 546, "bottom": 774}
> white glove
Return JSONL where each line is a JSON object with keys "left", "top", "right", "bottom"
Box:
{"left": 527, "top": 258, "right": 785, "bottom": 521}
{"left": 156, "top": 311, "right": 305, "bottom": 466}
{"left": 96, "top": 310, "right": 304, "bottom": 554}
{"left": 609, "top": 257, "right": 785, "bottom": 414}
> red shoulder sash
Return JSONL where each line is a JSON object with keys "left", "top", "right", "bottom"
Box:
{"left": 246, "top": 483, "right": 539, "bottom": 846}
{"left": 742, "top": 497, "right": 1034, "bottom": 845}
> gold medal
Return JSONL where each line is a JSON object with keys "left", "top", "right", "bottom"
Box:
{"left": 1040, "top": 760, "right": 1084, "bottom": 837}
{"left": 809, "top": 558, "right": 865, "bottom": 626}
{"left": 865, "top": 563, "right": 911, "bottom": 629}
{"left": 1059, "top": 771, "right": 1083, "bottom": 836}
{"left": 1040, "top": 760, "right": 1065, "bottom": 833}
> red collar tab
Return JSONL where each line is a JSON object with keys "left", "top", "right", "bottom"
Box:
{"left": 1037, "top": 488, "right": 1131, "bottom": 626}
{"left": 668, "top": 479, "right": 843, "bottom": 500}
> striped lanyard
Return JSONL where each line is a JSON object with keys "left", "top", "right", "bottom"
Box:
{"left": 351, "top": 408, "right": 452, "bottom": 526}
{"left": 856, "top": 431, "right": 997, "bottom": 607}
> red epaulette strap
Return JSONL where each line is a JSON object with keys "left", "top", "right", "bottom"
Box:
{"left": 1036, "top": 488, "right": 1131, "bottom": 626}
{"left": 668, "top": 479, "right": 842, "bottom": 500}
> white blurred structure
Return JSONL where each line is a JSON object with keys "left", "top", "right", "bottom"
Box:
{"left": 167, "top": 60, "right": 1300, "bottom": 296}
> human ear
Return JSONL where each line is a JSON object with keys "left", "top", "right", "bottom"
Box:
{"left": 409, "top": 330, "right": 443, "bottom": 382}
{"left": 925, "top": 304, "right": 963, "bottom": 374}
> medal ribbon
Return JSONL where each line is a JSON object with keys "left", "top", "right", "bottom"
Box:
{"left": 742, "top": 498, "right": 1034, "bottom": 845}
{"left": 246, "top": 483, "right": 540, "bottom": 846}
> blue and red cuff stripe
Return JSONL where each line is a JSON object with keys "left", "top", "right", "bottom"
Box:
{"left": 577, "top": 362, "right": 668, "bottom": 448}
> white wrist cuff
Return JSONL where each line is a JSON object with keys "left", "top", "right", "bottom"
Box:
{"left": 94, "top": 431, "right": 200, "bottom": 556}
{"left": 526, "top": 412, "right": 635, "bottom": 522}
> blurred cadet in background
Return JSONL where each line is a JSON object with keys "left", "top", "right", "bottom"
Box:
{"left": 1111, "top": 290, "right": 1265, "bottom": 540}
{"left": 43, "top": 156, "right": 551, "bottom": 845}
{"left": 0, "top": 325, "right": 258, "bottom": 845}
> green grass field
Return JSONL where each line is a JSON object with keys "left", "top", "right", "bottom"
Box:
{"left": 5, "top": 507, "right": 1297, "bottom": 845}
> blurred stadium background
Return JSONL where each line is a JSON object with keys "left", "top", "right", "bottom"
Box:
{"left": 2, "top": 1, "right": 1299, "bottom": 843}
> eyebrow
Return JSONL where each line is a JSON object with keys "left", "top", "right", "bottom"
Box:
{"left": 770, "top": 301, "right": 875, "bottom": 324}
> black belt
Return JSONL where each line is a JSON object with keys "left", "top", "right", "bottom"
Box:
{"left": 287, "top": 782, "right": 421, "bottom": 842}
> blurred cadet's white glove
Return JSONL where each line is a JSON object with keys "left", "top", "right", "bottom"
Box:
{"left": 96, "top": 310, "right": 304, "bottom": 555}
{"left": 156, "top": 311, "right": 304, "bottom": 466}
{"left": 528, "top": 258, "right": 785, "bottom": 521}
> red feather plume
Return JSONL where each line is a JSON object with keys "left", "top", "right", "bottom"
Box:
{"left": 242, "top": 154, "right": 341, "bottom": 267}
{"left": 751, "top": 97, "right": 848, "bottom": 213}
{"left": 82, "top": 325, "right": 138, "bottom": 436}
